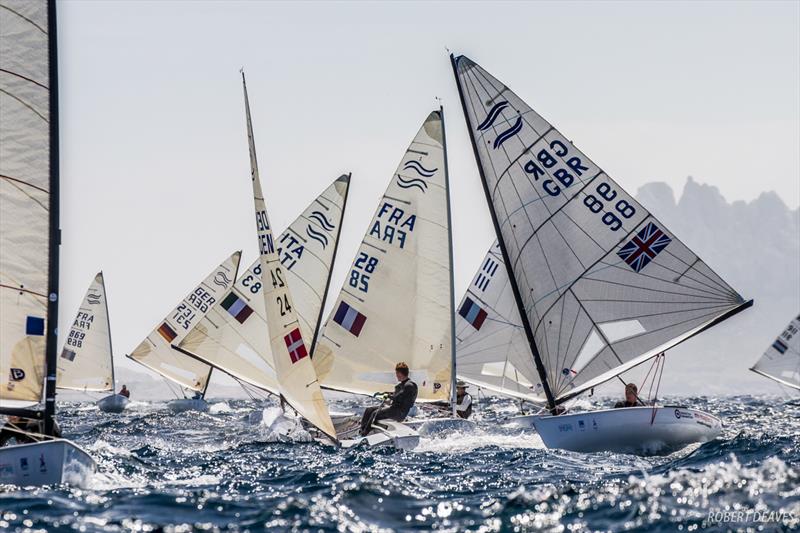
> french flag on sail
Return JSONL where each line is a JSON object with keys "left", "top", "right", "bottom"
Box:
{"left": 284, "top": 328, "right": 308, "bottom": 363}
{"left": 333, "top": 301, "right": 367, "bottom": 337}
{"left": 220, "top": 292, "right": 254, "bottom": 324}
{"left": 459, "top": 297, "right": 487, "bottom": 331}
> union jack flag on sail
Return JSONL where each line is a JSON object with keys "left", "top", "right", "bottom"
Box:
{"left": 617, "top": 222, "right": 672, "bottom": 273}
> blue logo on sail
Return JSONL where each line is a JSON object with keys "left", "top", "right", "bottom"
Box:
{"left": 306, "top": 225, "right": 329, "bottom": 249}
{"left": 309, "top": 211, "right": 335, "bottom": 231}
{"left": 403, "top": 160, "right": 437, "bottom": 177}
{"left": 477, "top": 101, "right": 510, "bottom": 131}
{"left": 476, "top": 101, "right": 522, "bottom": 150}
{"left": 396, "top": 175, "right": 428, "bottom": 193}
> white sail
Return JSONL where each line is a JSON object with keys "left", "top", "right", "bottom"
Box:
{"left": 455, "top": 242, "right": 544, "bottom": 403}
{"left": 0, "top": 0, "right": 53, "bottom": 403}
{"left": 128, "top": 252, "right": 241, "bottom": 392}
{"left": 242, "top": 73, "right": 336, "bottom": 439}
{"left": 175, "top": 175, "right": 350, "bottom": 394}
{"left": 751, "top": 314, "right": 800, "bottom": 391}
{"left": 57, "top": 272, "right": 114, "bottom": 392}
{"left": 452, "top": 55, "right": 751, "bottom": 406}
{"left": 314, "top": 111, "right": 453, "bottom": 402}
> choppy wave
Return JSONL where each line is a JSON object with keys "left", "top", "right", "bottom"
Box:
{"left": 0, "top": 395, "right": 797, "bottom": 531}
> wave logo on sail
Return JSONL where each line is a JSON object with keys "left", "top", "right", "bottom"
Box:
{"left": 309, "top": 210, "right": 335, "bottom": 231}
{"left": 87, "top": 293, "right": 101, "bottom": 305}
{"left": 617, "top": 222, "right": 672, "bottom": 273}
{"left": 477, "top": 101, "right": 523, "bottom": 150}
{"left": 396, "top": 175, "right": 428, "bottom": 193}
{"left": 306, "top": 225, "right": 329, "bottom": 249}
{"left": 403, "top": 160, "right": 437, "bottom": 178}
{"left": 213, "top": 271, "right": 232, "bottom": 288}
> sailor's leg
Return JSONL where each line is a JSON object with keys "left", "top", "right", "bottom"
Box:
{"left": 360, "top": 406, "right": 379, "bottom": 435}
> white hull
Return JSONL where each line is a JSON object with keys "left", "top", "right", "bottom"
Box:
{"left": 405, "top": 417, "right": 476, "bottom": 436}
{"left": 534, "top": 406, "right": 722, "bottom": 456}
{"left": 339, "top": 420, "right": 420, "bottom": 450}
{"left": 167, "top": 399, "right": 209, "bottom": 413}
{"left": 97, "top": 394, "right": 129, "bottom": 413}
{"left": 0, "top": 439, "right": 95, "bottom": 487}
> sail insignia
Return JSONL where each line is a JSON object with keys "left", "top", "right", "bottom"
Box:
{"left": 751, "top": 314, "right": 800, "bottom": 391}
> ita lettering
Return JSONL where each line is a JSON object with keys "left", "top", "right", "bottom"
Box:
{"left": 277, "top": 233, "right": 304, "bottom": 270}
{"left": 369, "top": 202, "right": 416, "bottom": 249}
{"left": 523, "top": 139, "right": 589, "bottom": 197}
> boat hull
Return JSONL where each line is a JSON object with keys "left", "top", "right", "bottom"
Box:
{"left": 97, "top": 394, "right": 129, "bottom": 413}
{"left": 534, "top": 406, "right": 722, "bottom": 456}
{"left": 0, "top": 439, "right": 96, "bottom": 487}
{"left": 167, "top": 399, "right": 209, "bottom": 413}
{"left": 339, "top": 420, "right": 420, "bottom": 450}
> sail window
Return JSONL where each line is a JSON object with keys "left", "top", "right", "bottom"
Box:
{"left": 480, "top": 362, "right": 534, "bottom": 387}
{"left": 598, "top": 319, "right": 647, "bottom": 343}
{"left": 571, "top": 329, "right": 606, "bottom": 375}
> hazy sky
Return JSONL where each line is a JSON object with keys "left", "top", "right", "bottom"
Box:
{"left": 54, "top": 1, "right": 799, "bottom": 391}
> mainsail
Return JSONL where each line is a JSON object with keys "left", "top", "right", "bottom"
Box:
{"left": 57, "top": 272, "right": 114, "bottom": 392}
{"left": 455, "top": 242, "right": 544, "bottom": 403}
{"left": 751, "top": 314, "right": 800, "bottom": 391}
{"left": 175, "top": 175, "right": 350, "bottom": 394}
{"left": 0, "top": 0, "right": 59, "bottom": 427}
{"left": 451, "top": 54, "right": 752, "bottom": 408}
{"left": 127, "top": 252, "right": 241, "bottom": 393}
{"left": 314, "top": 110, "right": 454, "bottom": 402}
{"left": 242, "top": 72, "right": 336, "bottom": 439}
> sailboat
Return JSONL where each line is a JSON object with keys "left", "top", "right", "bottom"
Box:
{"left": 455, "top": 242, "right": 545, "bottom": 406}
{"left": 313, "top": 109, "right": 471, "bottom": 444}
{"left": 173, "top": 175, "right": 350, "bottom": 398}
{"left": 0, "top": 0, "right": 96, "bottom": 485}
{"left": 450, "top": 54, "right": 752, "bottom": 455}
{"left": 127, "top": 252, "right": 241, "bottom": 412}
{"left": 57, "top": 273, "right": 127, "bottom": 413}
{"left": 240, "top": 71, "right": 339, "bottom": 443}
{"left": 750, "top": 314, "right": 800, "bottom": 393}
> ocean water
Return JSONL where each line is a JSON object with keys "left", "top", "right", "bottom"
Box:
{"left": 1, "top": 395, "right": 798, "bottom": 532}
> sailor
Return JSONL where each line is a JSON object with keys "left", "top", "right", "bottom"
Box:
{"left": 360, "top": 362, "right": 418, "bottom": 436}
{"left": 118, "top": 384, "right": 130, "bottom": 398}
{"left": 433, "top": 381, "right": 473, "bottom": 419}
{"left": 454, "top": 381, "right": 473, "bottom": 419}
{"left": 614, "top": 383, "right": 645, "bottom": 408}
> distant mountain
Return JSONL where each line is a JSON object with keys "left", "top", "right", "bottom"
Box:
{"left": 635, "top": 177, "right": 799, "bottom": 395}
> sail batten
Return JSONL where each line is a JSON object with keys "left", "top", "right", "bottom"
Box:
{"left": 452, "top": 54, "right": 750, "bottom": 405}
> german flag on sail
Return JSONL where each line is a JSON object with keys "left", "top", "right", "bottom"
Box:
{"left": 158, "top": 322, "right": 178, "bottom": 343}
{"left": 459, "top": 297, "right": 487, "bottom": 331}
{"left": 220, "top": 292, "right": 254, "bottom": 324}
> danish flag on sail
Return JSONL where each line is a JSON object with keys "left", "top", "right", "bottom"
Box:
{"left": 617, "top": 222, "right": 672, "bottom": 273}
{"left": 284, "top": 328, "right": 308, "bottom": 363}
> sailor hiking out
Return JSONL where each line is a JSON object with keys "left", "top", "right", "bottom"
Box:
{"left": 360, "top": 362, "right": 418, "bottom": 436}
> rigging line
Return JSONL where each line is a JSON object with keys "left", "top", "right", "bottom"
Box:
{"left": 650, "top": 355, "right": 665, "bottom": 425}
{"left": 553, "top": 294, "right": 583, "bottom": 389}
{"left": 0, "top": 174, "right": 49, "bottom": 194}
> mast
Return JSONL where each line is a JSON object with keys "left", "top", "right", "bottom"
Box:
{"left": 101, "top": 272, "right": 116, "bottom": 392}
{"left": 449, "top": 54, "right": 557, "bottom": 411}
{"left": 309, "top": 173, "right": 350, "bottom": 358}
{"left": 440, "top": 106, "right": 458, "bottom": 416}
{"left": 43, "top": 0, "right": 60, "bottom": 436}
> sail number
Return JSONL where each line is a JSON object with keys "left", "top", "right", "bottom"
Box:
{"left": 582, "top": 182, "right": 636, "bottom": 231}
{"left": 66, "top": 329, "right": 86, "bottom": 348}
{"left": 242, "top": 263, "right": 262, "bottom": 294}
{"left": 173, "top": 288, "right": 216, "bottom": 330}
{"left": 256, "top": 210, "right": 275, "bottom": 255}
{"left": 349, "top": 252, "right": 379, "bottom": 293}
